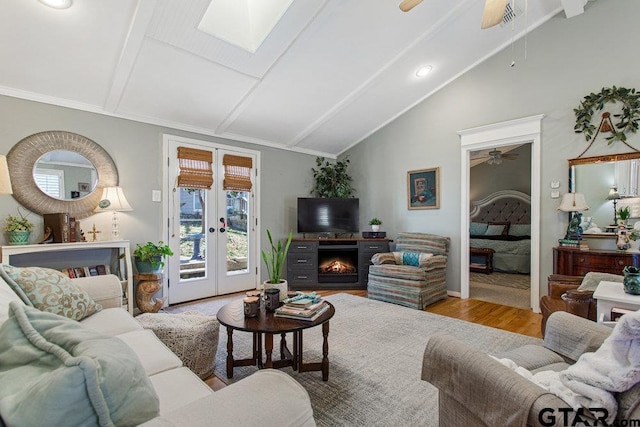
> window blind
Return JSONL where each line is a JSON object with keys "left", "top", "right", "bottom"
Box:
{"left": 177, "top": 147, "right": 213, "bottom": 189}
{"left": 223, "top": 154, "right": 253, "bottom": 192}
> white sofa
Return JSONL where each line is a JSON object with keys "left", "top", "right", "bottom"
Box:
{"left": 0, "top": 273, "right": 316, "bottom": 426}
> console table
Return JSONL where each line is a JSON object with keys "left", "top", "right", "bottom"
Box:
{"left": 287, "top": 238, "right": 389, "bottom": 290}
{"left": 593, "top": 281, "right": 640, "bottom": 322}
{"left": 1, "top": 240, "right": 134, "bottom": 314}
{"left": 552, "top": 247, "right": 640, "bottom": 276}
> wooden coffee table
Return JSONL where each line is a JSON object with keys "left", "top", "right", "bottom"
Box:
{"left": 216, "top": 300, "right": 335, "bottom": 381}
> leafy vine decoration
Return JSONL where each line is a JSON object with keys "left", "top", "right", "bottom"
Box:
{"left": 574, "top": 86, "right": 640, "bottom": 146}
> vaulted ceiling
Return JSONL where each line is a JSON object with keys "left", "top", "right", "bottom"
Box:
{"left": 0, "top": 0, "right": 587, "bottom": 157}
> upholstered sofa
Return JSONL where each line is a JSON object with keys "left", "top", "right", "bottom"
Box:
{"left": 0, "top": 266, "right": 315, "bottom": 426}
{"left": 422, "top": 311, "right": 640, "bottom": 426}
{"left": 367, "top": 232, "right": 449, "bottom": 309}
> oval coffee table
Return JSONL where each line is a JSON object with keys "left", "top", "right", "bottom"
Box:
{"left": 216, "top": 299, "right": 335, "bottom": 381}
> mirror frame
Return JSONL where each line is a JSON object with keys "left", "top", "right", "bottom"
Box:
{"left": 7, "top": 131, "right": 118, "bottom": 219}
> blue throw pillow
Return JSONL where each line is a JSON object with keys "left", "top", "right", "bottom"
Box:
{"left": 470, "top": 222, "right": 488, "bottom": 235}
{"left": 402, "top": 252, "right": 421, "bottom": 266}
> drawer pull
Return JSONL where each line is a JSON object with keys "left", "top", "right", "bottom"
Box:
{"left": 297, "top": 246, "right": 308, "bottom": 249}
{"left": 297, "top": 260, "right": 308, "bottom": 264}
{"left": 578, "top": 257, "right": 585, "bottom": 263}
{"left": 369, "top": 246, "right": 380, "bottom": 250}
{"left": 619, "top": 260, "right": 624, "bottom": 265}
{"left": 298, "top": 276, "right": 308, "bottom": 279}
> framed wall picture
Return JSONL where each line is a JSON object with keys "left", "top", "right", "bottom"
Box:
{"left": 407, "top": 167, "right": 440, "bottom": 210}
{"left": 78, "top": 182, "right": 90, "bottom": 192}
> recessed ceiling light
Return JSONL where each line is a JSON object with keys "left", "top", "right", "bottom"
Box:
{"left": 38, "top": 0, "right": 72, "bottom": 9}
{"left": 416, "top": 65, "right": 433, "bottom": 78}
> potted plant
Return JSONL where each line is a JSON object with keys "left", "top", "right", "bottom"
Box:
{"left": 261, "top": 230, "right": 293, "bottom": 300}
{"left": 368, "top": 217, "right": 382, "bottom": 232}
{"left": 4, "top": 212, "right": 34, "bottom": 246}
{"left": 618, "top": 206, "right": 631, "bottom": 226}
{"left": 310, "top": 156, "right": 355, "bottom": 198}
{"left": 133, "top": 241, "right": 174, "bottom": 273}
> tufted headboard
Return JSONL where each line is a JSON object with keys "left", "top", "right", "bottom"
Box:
{"left": 470, "top": 190, "right": 531, "bottom": 225}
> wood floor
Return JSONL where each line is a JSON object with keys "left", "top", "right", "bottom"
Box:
{"left": 315, "top": 289, "right": 543, "bottom": 338}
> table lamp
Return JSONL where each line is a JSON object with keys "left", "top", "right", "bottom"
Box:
{"left": 557, "top": 192, "right": 589, "bottom": 240}
{"left": 95, "top": 186, "right": 132, "bottom": 239}
{"left": 0, "top": 155, "right": 13, "bottom": 195}
{"left": 607, "top": 186, "right": 621, "bottom": 225}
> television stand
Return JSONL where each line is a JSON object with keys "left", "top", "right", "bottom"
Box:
{"left": 286, "top": 238, "right": 389, "bottom": 290}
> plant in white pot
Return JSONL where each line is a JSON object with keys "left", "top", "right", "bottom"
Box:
{"left": 4, "top": 211, "right": 34, "bottom": 246}
{"left": 261, "top": 230, "right": 293, "bottom": 301}
{"left": 133, "top": 241, "right": 174, "bottom": 274}
{"left": 369, "top": 217, "right": 382, "bottom": 232}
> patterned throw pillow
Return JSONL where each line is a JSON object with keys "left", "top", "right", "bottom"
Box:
{"left": 0, "top": 265, "right": 102, "bottom": 321}
{"left": 392, "top": 252, "right": 434, "bottom": 268}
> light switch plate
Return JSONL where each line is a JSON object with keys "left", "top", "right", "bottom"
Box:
{"left": 551, "top": 190, "right": 560, "bottom": 199}
{"left": 551, "top": 181, "right": 560, "bottom": 189}
{"left": 152, "top": 190, "right": 161, "bottom": 202}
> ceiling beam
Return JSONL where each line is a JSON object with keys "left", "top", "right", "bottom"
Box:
{"left": 104, "top": 0, "right": 157, "bottom": 112}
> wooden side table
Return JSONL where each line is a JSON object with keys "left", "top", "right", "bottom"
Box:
{"left": 593, "top": 280, "right": 640, "bottom": 322}
{"left": 469, "top": 247, "right": 495, "bottom": 274}
{"left": 134, "top": 273, "right": 165, "bottom": 313}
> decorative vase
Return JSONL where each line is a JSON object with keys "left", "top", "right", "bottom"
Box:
{"left": 371, "top": 225, "right": 380, "bottom": 232}
{"left": 134, "top": 256, "right": 163, "bottom": 274}
{"left": 7, "top": 230, "right": 30, "bottom": 246}
{"left": 263, "top": 279, "right": 288, "bottom": 301}
{"left": 623, "top": 266, "right": 640, "bottom": 295}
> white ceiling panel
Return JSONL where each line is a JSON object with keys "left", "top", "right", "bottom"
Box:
{"left": 117, "top": 39, "right": 257, "bottom": 130}
{"left": 0, "top": 0, "right": 590, "bottom": 156}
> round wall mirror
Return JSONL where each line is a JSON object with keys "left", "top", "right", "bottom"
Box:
{"left": 33, "top": 150, "right": 98, "bottom": 201}
{"left": 7, "top": 131, "right": 118, "bottom": 219}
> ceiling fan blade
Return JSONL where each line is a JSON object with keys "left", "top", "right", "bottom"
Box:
{"left": 399, "top": 0, "right": 424, "bottom": 12}
{"left": 481, "top": 0, "right": 508, "bottom": 29}
{"left": 502, "top": 154, "right": 519, "bottom": 160}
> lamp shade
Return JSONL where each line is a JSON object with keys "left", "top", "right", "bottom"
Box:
{"left": 95, "top": 186, "right": 132, "bottom": 212}
{"left": 0, "top": 155, "right": 13, "bottom": 195}
{"left": 607, "top": 187, "right": 621, "bottom": 201}
{"left": 557, "top": 192, "right": 589, "bottom": 212}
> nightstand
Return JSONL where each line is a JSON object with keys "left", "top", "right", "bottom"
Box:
{"left": 593, "top": 281, "right": 640, "bottom": 322}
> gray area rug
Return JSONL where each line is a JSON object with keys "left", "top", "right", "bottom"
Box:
{"left": 209, "top": 293, "right": 541, "bottom": 426}
{"left": 470, "top": 271, "right": 530, "bottom": 289}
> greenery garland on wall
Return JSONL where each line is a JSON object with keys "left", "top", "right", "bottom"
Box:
{"left": 574, "top": 86, "right": 640, "bottom": 145}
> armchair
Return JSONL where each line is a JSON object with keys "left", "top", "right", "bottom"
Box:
{"left": 367, "top": 232, "right": 449, "bottom": 310}
{"left": 422, "top": 311, "right": 640, "bottom": 426}
{"left": 540, "top": 272, "right": 623, "bottom": 336}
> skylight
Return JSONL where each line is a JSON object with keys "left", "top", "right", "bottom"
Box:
{"left": 198, "top": 0, "right": 293, "bottom": 53}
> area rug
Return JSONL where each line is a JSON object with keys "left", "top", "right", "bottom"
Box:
{"left": 211, "top": 293, "right": 541, "bottom": 426}
{"left": 470, "top": 271, "right": 530, "bottom": 289}
{"left": 469, "top": 281, "right": 530, "bottom": 309}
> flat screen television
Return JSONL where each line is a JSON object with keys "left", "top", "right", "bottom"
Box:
{"left": 297, "top": 198, "right": 359, "bottom": 234}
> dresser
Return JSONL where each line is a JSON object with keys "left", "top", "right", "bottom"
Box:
{"left": 552, "top": 246, "right": 640, "bottom": 276}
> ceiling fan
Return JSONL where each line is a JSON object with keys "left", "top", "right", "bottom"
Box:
{"left": 399, "top": 0, "right": 509, "bottom": 29}
{"left": 473, "top": 149, "right": 519, "bottom": 165}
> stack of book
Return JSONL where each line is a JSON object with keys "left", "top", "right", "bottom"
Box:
{"left": 558, "top": 238, "right": 588, "bottom": 249}
{"left": 275, "top": 293, "right": 330, "bottom": 321}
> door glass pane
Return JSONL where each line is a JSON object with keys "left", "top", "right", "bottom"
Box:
{"left": 179, "top": 188, "right": 206, "bottom": 280}
{"left": 226, "top": 191, "right": 249, "bottom": 275}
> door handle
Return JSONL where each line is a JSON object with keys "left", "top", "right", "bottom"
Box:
{"left": 219, "top": 217, "right": 226, "bottom": 233}
{"left": 209, "top": 227, "right": 215, "bottom": 233}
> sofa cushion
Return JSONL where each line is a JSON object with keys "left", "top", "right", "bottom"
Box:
{"left": 0, "top": 301, "right": 159, "bottom": 426}
{"left": 148, "top": 367, "right": 213, "bottom": 415}
{"left": 80, "top": 307, "right": 143, "bottom": 336}
{"left": 369, "top": 264, "right": 426, "bottom": 281}
{"left": 116, "top": 329, "right": 183, "bottom": 376}
{"left": 0, "top": 265, "right": 101, "bottom": 321}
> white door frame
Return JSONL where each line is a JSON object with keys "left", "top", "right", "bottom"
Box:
{"left": 161, "top": 134, "right": 261, "bottom": 302}
{"left": 458, "top": 115, "right": 544, "bottom": 313}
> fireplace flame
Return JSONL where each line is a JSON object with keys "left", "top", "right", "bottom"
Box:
{"left": 319, "top": 260, "right": 356, "bottom": 274}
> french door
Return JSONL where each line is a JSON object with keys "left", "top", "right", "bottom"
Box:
{"left": 164, "top": 136, "right": 259, "bottom": 304}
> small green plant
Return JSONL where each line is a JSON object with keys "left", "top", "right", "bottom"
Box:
{"left": 619, "top": 206, "right": 631, "bottom": 221}
{"left": 3, "top": 212, "right": 34, "bottom": 232}
{"left": 368, "top": 217, "right": 382, "bottom": 226}
{"left": 133, "top": 241, "right": 174, "bottom": 269}
{"left": 261, "top": 230, "right": 293, "bottom": 284}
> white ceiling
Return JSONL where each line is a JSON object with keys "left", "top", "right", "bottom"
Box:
{"left": 0, "top": 0, "right": 585, "bottom": 157}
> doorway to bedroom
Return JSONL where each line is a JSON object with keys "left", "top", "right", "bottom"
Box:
{"left": 468, "top": 144, "right": 531, "bottom": 309}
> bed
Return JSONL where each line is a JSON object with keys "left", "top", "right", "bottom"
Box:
{"left": 469, "top": 190, "right": 531, "bottom": 274}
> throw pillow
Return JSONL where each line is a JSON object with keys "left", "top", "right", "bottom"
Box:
{"left": 0, "top": 301, "right": 159, "bottom": 427}
{"left": 509, "top": 224, "right": 531, "bottom": 237}
{"left": 470, "top": 222, "right": 488, "bottom": 235}
{"left": 0, "top": 265, "right": 102, "bottom": 321}
{"left": 485, "top": 225, "right": 507, "bottom": 236}
{"left": 488, "top": 221, "right": 510, "bottom": 236}
{"left": 392, "top": 251, "right": 434, "bottom": 268}
{"left": 578, "top": 272, "right": 624, "bottom": 291}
